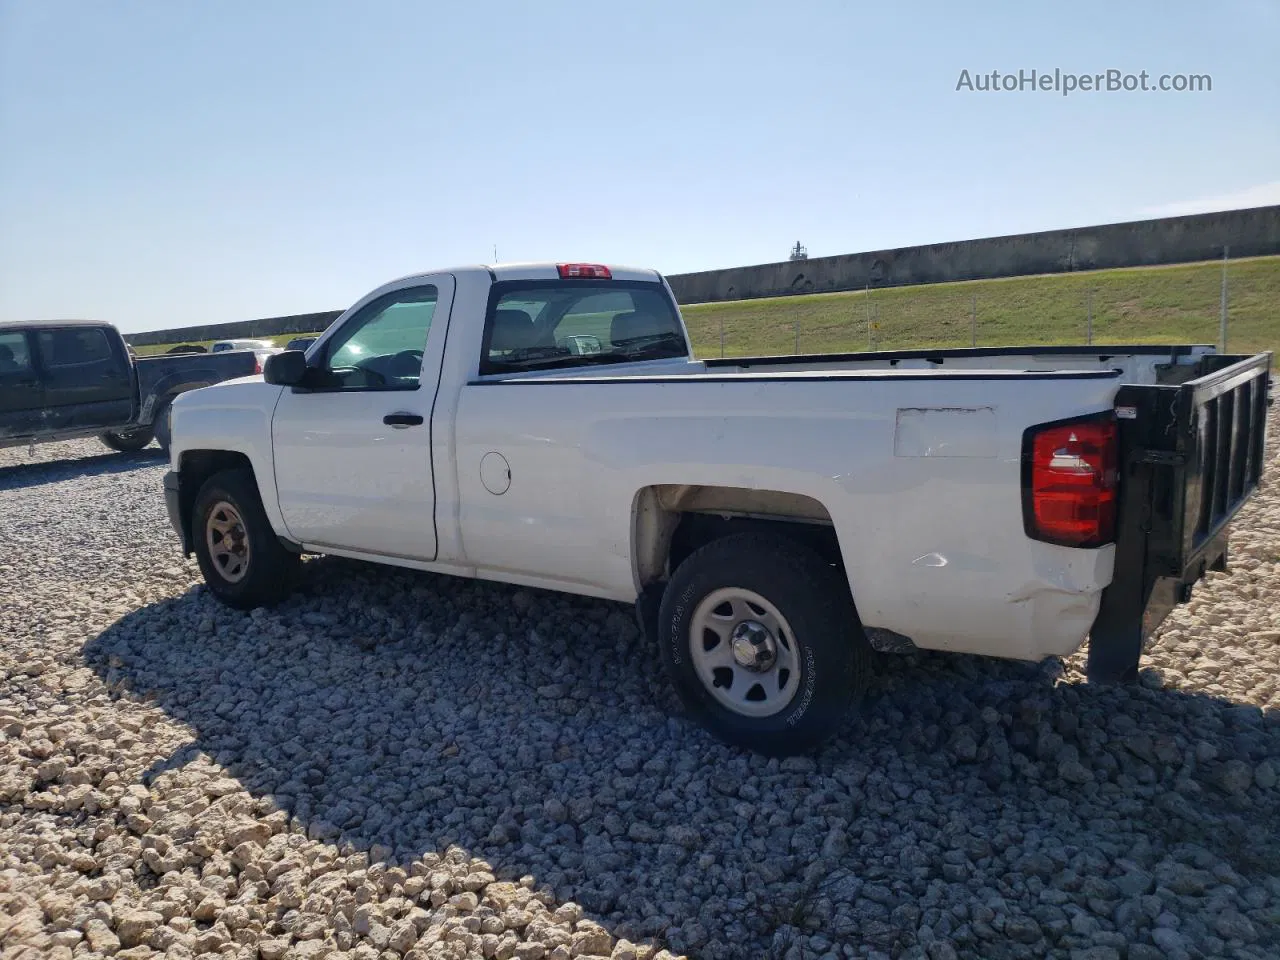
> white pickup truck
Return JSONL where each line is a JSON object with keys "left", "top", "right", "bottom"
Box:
{"left": 163, "top": 262, "right": 1272, "bottom": 755}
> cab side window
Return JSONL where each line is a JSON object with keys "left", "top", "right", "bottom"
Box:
{"left": 315, "top": 286, "right": 438, "bottom": 391}
{"left": 0, "top": 331, "right": 33, "bottom": 374}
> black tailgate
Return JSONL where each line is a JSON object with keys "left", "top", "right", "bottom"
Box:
{"left": 1086, "top": 351, "right": 1273, "bottom": 683}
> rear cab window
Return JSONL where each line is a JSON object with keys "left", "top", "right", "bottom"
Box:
{"left": 479, "top": 279, "right": 689, "bottom": 375}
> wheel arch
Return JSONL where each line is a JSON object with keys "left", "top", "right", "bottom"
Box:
{"left": 175, "top": 449, "right": 302, "bottom": 556}
{"left": 140, "top": 379, "right": 216, "bottom": 427}
{"left": 631, "top": 484, "right": 846, "bottom": 587}
{"left": 186, "top": 454, "right": 303, "bottom": 608}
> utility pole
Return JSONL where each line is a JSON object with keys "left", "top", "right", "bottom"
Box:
{"left": 1220, "top": 245, "right": 1229, "bottom": 352}
{"left": 865, "top": 283, "right": 872, "bottom": 351}
{"left": 1087, "top": 289, "right": 1093, "bottom": 346}
{"left": 970, "top": 293, "right": 977, "bottom": 348}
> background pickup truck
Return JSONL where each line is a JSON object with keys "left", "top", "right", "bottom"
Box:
{"left": 0, "top": 319, "right": 259, "bottom": 456}
{"left": 162, "top": 262, "right": 1273, "bottom": 755}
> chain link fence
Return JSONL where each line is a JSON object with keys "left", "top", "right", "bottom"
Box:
{"left": 686, "top": 252, "right": 1277, "bottom": 359}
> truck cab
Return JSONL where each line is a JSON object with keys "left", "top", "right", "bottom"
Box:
{"left": 0, "top": 320, "right": 136, "bottom": 446}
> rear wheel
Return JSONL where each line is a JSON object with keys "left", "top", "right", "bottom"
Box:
{"left": 192, "top": 467, "right": 300, "bottom": 609}
{"left": 657, "top": 532, "right": 871, "bottom": 756}
{"left": 152, "top": 399, "right": 173, "bottom": 457}
{"left": 99, "top": 428, "right": 153, "bottom": 452}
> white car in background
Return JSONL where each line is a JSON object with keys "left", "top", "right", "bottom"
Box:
{"left": 209, "top": 338, "right": 281, "bottom": 373}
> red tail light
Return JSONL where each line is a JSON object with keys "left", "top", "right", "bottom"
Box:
{"left": 557, "top": 263, "right": 611, "bottom": 279}
{"left": 254, "top": 357, "right": 263, "bottom": 375}
{"left": 1022, "top": 414, "right": 1118, "bottom": 547}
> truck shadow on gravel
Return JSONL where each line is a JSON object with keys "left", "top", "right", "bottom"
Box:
{"left": 83, "top": 557, "right": 1280, "bottom": 958}
{"left": 0, "top": 448, "right": 165, "bottom": 491}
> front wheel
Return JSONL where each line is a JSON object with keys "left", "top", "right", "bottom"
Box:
{"left": 657, "top": 533, "right": 871, "bottom": 756}
{"left": 192, "top": 467, "right": 300, "bottom": 609}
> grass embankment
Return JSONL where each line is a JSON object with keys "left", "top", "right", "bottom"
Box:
{"left": 683, "top": 255, "right": 1280, "bottom": 357}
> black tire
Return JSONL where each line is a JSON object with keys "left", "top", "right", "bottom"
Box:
{"left": 658, "top": 532, "right": 871, "bottom": 756}
{"left": 152, "top": 398, "right": 173, "bottom": 457}
{"left": 191, "top": 467, "right": 300, "bottom": 609}
{"left": 99, "top": 428, "right": 154, "bottom": 453}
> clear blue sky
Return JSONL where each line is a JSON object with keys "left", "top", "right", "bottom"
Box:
{"left": 2, "top": 0, "right": 1277, "bottom": 334}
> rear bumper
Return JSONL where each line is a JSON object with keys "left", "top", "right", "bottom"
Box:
{"left": 163, "top": 470, "right": 190, "bottom": 554}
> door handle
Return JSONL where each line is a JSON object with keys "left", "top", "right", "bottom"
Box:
{"left": 383, "top": 412, "right": 424, "bottom": 427}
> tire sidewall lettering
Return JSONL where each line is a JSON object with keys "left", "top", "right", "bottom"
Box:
{"left": 785, "top": 644, "right": 817, "bottom": 727}
{"left": 668, "top": 581, "right": 700, "bottom": 666}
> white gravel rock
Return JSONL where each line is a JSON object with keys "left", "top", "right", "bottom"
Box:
{"left": 3, "top": 412, "right": 1280, "bottom": 960}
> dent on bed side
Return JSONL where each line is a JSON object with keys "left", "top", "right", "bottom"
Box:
{"left": 893, "top": 406, "right": 998, "bottom": 458}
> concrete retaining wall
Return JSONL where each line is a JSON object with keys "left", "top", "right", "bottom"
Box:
{"left": 124, "top": 205, "right": 1280, "bottom": 346}
{"left": 126, "top": 310, "right": 344, "bottom": 348}
{"left": 666, "top": 205, "right": 1280, "bottom": 304}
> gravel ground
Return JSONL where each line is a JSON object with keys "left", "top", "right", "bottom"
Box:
{"left": 2, "top": 410, "right": 1279, "bottom": 960}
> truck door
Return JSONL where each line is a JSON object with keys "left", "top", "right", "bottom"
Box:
{"left": 0, "top": 329, "right": 45, "bottom": 440}
{"left": 270, "top": 275, "right": 453, "bottom": 560}
{"left": 35, "top": 325, "right": 135, "bottom": 432}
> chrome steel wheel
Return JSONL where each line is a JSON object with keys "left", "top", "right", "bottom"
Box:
{"left": 689, "top": 587, "right": 800, "bottom": 718}
{"left": 205, "top": 500, "right": 251, "bottom": 583}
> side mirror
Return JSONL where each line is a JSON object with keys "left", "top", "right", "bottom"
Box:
{"left": 263, "top": 350, "right": 308, "bottom": 386}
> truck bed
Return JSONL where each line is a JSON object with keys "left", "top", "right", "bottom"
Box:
{"left": 460, "top": 343, "right": 1270, "bottom": 668}
{"left": 455, "top": 362, "right": 1128, "bottom": 659}
{"left": 131, "top": 350, "right": 259, "bottom": 427}
{"left": 484, "top": 343, "right": 1222, "bottom": 389}
{"left": 704, "top": 342, "right": 1218, "bottom": 382}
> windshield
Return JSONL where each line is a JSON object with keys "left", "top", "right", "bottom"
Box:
{"left": 479, "top": 279, "right": 688, "bottom": 375}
